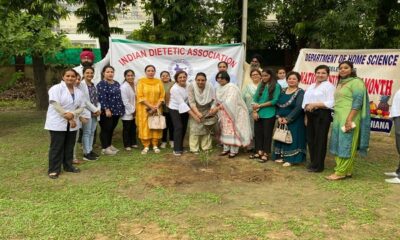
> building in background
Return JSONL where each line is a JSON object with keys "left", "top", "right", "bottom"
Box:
{"left": 56, "top": 3, "right": 149, "bottom": 48}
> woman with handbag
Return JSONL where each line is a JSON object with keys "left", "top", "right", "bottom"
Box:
{"left": 302, "top": 65, "right": 335, "bottom": 172}
{"left": 169, "top": 71, "right": 201, "bottom": 156}
{"left": 120, "top": 69, "right": 138, "bottom": 151}
{"left": 210, "top": 71, "right": 252, "bottom": 158}
{"left": 136, "top": 65, "right": 165, "bottom": 154}
{"left": 327, "top": 61, "right": 370, "bottom": 180}
{"left": 274, "top": 71, "right": 306, "bottom": 167}
{"left": 160, "top": 71, "right": 175, "bottom": 149}
{"left": 187, "top": 72, "right": 216, "bottom": 154}
{"left": 97, "top": 65, "right": 125, "bottom": 155}
{"left": 251, "top": 68, "right": 281, "bottom": 162}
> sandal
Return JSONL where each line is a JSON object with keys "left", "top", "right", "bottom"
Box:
{"left": 228, "top": 153, "right": 237, "bottom": 158}
{"left": 141, "top": 147, "right": 149, "bottom": 155}
{"left": 219, "top": 151, "right": 230, "bottom": 156}
{"left": 153, "top": 147, "right": 160, "bottom": 153}
{"left": 48, "top": 172, "right": 58, "bottom": 179}
{"left": 325, "top": 174, "right": 346, "bottom": 181}
{"left": 282, "top": 162, "right": 292, "bottom": 167}
{"left": 249, "top": 153, "right": 261, "bottom": 159}
{"left": 257, "top": 154, "right": 269, "bottom": 163}
{"left": 275, "top": 159, "right": 284, "bottom": 163}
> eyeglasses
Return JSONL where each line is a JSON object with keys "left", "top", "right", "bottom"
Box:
{"left": 251, "top": 73, "right": 260, "bottom": 77}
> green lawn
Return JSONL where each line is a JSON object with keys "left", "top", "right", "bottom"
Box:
{"left": 1, "top": 106, "right": 400, "bottom": 239}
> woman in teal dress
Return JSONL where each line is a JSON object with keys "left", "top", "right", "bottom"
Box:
{"left": 327, "top": 61, "right": 370, "bottom": 180}
{"left": 274, "top": 71, "right": 306, "bottom": 166}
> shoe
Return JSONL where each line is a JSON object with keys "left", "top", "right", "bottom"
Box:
{"left": 90, "top": 151, "right": 99, "bottom": 158}
{"left": 160, "top": 142, "right": 167, "bottom": 149}
{"left": 65, "top": 167, "right": 81, "bottom": 173}
{"left": 125, "top": 147, "right": 132, "bottom": 151}
{"left": 282, "top": 162, "right": 292, "bottom": 167}
{"left": 384, "top": 172, "right": 399, "bottom": 177}
{"left": 141, "top": 147, "right": 149, "bottom": 155}
{"left": 385, "top": 177, "right": 400, "bottom": 184}
{"left": 169, "top": 141, "right": 174, "bottom": 148}
{"left": 153, "top": 147, "right": 160, "bottom": 153}
{"left": 173, "top": 151, "right": 182, "bottom": 156}
{"left": 72, "top": 159, "right": 84, "bottom": 164}
{"left": 131, "top": 145, "right": 138, "bottom": 149}
{"left": 102, "top": 147, "right": 116, "bottom": 156}
{"left": 48, "top": 172, "right": 59, "bottom": 179}
{"left": 307, "top": 168, "right": 323, "bottom": 173}
{"left": 109, "top": 145, "right": 119, "bottom": 152}
{"left": 83, "top": 153, "right": 97, "bottom": 161}
{"left": 191, "top": 151, "right": 200, "bottom": 155}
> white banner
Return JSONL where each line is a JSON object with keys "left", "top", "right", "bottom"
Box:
{"left": 293, "top": 48, "right": 400, "bottom": 132}
{"left": 110, "top": 39, "right": 245, "bottom": 86}
{"left": 293, "top": 48, "right": 400, "bottom": 104}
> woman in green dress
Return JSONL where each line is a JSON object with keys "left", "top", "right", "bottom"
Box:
{"left": 327, "top": 61, "right": 370, "bottom": 180}
{"left": 274, "top": 71, "right": 306, "bottom": 166}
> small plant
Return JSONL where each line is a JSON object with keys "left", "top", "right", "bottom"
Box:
{"left": 199, "top": 149, "right": 214, "bottom": 172}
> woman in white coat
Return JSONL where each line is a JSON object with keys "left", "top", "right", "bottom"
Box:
{"left": 120, "top": 69, "right": 138, "bottom": 150}
{"left": 44, "top": 69, "right": 85, "bottom": 179}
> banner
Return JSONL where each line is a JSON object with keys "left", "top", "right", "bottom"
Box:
{"left": 110, "top": 39, "right": 245, "bottom": 86}
{"left": 294, "top": 49, "right": 400, "bottom": 133}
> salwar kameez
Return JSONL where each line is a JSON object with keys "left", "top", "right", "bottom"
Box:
{"left": 329, "top": 77, "right": 370, "bottom": 176}
{"left": 274, "top": 89, "right": 306, "bottom": 164}
{"left": 135, "top": 77, "right": 165, "bottom": 147}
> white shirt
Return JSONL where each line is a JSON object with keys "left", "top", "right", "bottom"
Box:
{"left": 277, "top": 79, "right": 288, "bottom": 88}
{"left": 120, "top": 81, "right": 136, "bottom": 120}
{"left": 168, "top": 84, "right": 190, "bottom": 113}
{"left": 73, "top": 51, "right": 110, "bottom": 85}
{"left": 45, "top": 81, "right": 85, "bottom": 131}
{"left": 302, "top": 80, "right": 335, "bottom": 109}
{"left": 390, "top": 89, "right": 400, "bottom": 118}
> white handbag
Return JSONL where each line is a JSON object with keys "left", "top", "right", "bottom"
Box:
{"left": 148, "top": 113, "right": 166, "bottom": 130}
{"left": 273, "top": 124, "right": 293, "bottom": 144}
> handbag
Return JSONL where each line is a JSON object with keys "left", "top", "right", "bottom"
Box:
{"left": 148, "top": 112, "right": 166, "bottom": 129}
{"left": 273, "top": 124, "right": 293, "bottom": 144}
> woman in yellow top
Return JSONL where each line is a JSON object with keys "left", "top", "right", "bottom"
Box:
{"left": 136, "top": 65, "right": 165, "bottom": 154}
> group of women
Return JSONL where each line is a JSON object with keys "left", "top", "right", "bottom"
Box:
{"left": 45, "top": 60, "right": 370, "bottom": 181}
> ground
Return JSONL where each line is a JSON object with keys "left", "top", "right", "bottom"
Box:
{"left": 1, "top": 106, "right": 400, "bottom": 239}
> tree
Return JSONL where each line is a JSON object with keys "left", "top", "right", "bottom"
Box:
{"left": 0, "top": 0, "right": 68, "bottom": 110}
{"left": 73, "top": 0, "right": 137, "bottom": 57}
{"left": 129, "top": 0, "right": 220, "bottom": 45}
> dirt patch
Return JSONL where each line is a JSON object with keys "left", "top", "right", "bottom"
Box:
{"left": 144, "top": 154, "right": 285, "bottom": 187}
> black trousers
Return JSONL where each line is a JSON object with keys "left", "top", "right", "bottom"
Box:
{"left": 99, "top": 114, "right": 120, "bottom": 149}
{"left": 169, "top": 109, "right": 189, "bottom": 152}
{"left": 393, "top": 117, "right": 400, "bottom": 174}
{"left": 306, "top": 109, "right": 332, "bottom": 171}
{"left": 122, "top": 119, "right": 137, "bottom": 148}
{"left": 48, "top": 128, "right": 77, "bottom": 174}
{"left": 162, "top": 111, "right": 174, "bottom": 142}
{"left": 254, "top": 117, "right": 276, "bottom": 154}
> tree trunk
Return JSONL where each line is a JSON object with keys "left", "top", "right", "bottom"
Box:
{"left": 32, "top": 55, "right": 48, "bottom": 110}
{"left": 96, "top": 0, "right": 111, "bottom": 58}
{"left": 15, "top": 55, "right": 25, "bottom": 73}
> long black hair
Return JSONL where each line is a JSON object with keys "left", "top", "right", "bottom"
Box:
{"left": 258, "top": 68, "right": 277, "bottom": 101}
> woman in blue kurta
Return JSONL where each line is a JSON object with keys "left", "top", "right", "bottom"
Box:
{"left": 327, "top": 61, "right": 370, "bottom": 180}
{"left": 274, "top": 71, "right": 306, "bottom": 166}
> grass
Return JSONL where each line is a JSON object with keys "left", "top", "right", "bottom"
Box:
{"left": 1, "top": 106, "right": 400, "bottom": 239}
